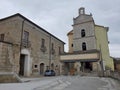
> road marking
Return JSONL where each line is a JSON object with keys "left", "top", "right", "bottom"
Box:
{"left": 52, "top": 81, "right": 71, "bottom": 90}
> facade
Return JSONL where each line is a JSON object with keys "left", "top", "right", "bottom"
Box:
{"left": 0, "top": 13, "right": 65, "bottom": 76}
{"left": 60, "top": 7, "right": 114, "bottom": 75}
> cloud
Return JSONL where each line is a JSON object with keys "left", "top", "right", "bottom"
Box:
{"left": 0, "top": 0, "right": 120, "bottom": 56}
{"left": 109, "top": 44, "right": 120, "bottom": 57}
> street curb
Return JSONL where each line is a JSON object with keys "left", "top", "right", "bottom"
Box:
{"left": 107, "top": 76, "right": 120, "bottom": 84}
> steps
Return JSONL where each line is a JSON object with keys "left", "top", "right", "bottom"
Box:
{"left": 0, "top": 72, "right": 22, "bottom": 83}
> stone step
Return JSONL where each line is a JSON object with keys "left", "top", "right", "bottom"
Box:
{"left": 0, "top": 72, "right": 22, "bottom": 83}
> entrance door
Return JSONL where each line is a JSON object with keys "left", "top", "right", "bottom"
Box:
{"left": 19, "top": 54, "right": 25, "bottom": 76}
{"left": 64, "top": 62, "right": 75, "bottom": 75}
{"left": 69, "top": 62, "right": 75, "bottom": 75}
{"left": 84, "top": 62, "right": 92, "bottom": 72}
{"left": 81, "top": 62, "right": 92, "bottom": 72}
{"left": 40, "top": 63, "right": 44, "bottom": 75}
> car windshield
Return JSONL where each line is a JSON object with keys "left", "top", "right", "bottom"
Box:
{"left": 51, "top": 70, "right": 54, "bottom": 72}
{"left": 46, "top": 70, "right": 50, "bottom": 72}
{"left": 45, "top": 70, "right": 54, "bottom": 72}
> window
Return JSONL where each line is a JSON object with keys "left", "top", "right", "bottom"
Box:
{"left": 81, "top": 9, "right": 84, "bottom": 14}
{"left": 82, "top": 42, "right": 87, "bottom": 51}
{"left": 51, "top": 43, "right": 55, "bottom": 54}
{"left": 59, "top": 46, "right": 61, "bottom": 54}
{"left": 52, "top": 43, "right": 54, "bottom": 50}
{"left": 81, "top": 29, "right": 85, "bottom": 37}
{"left": 41, "top": 38, "right": 45, "bottom": 47}
{"left": 40, "top": 38, "right": 46, "bottom": 52}
{"left": 34, "top": 65, "right": 38, "bottom": 68}
{"left": 71, "top": 44, "right": 73, "bottom": 47}
{"left": 22, "top": 31, "right": 30, "bottom": 48}
{"left": 0, "top": 34, "right": 5, "bottom": 41}
{"left": 23, "top": 31, "right": 29, "bottom": 41}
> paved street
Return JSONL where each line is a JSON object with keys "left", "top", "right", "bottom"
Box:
{"left": 0, "top": 76, "right": 120, "bottom": 90}
{"left": 51, "top": 76, "right": 120, "bottom": 90}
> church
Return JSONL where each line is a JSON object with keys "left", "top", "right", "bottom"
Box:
{"left": 60, "top": 7, "right": 114, "bottom": 75}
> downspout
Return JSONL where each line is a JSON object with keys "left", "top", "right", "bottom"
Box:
{"left": 49, "top": 35, "right": 51, "bottom": 70}
{"left": 19, "top": 19, "right": 25, "bottom": 75}
{"left": 20, "top": 20, "right": 25, "bottom": 54}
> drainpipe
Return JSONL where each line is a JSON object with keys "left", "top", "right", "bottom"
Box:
{"left": 20, "top": 19, "right": 25, "bottom": 54}
{"left": 49, "top": 35, "right": 51, "bottom": 70}
{"left": 19, "top": 19, "right": 25, "bottom": 75}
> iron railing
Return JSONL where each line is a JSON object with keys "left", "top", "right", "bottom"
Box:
{"left": 21, "top": 39, "right": 31, "bottom": 48}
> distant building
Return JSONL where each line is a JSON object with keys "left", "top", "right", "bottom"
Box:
{"left": 113, "top": 58, "right": 120, "bottom": 71}
{"left": 60, "top": 7, "right": 114, "bottom": 75}
{"left": 0, "top": 14, "right": 65, "bottom": 76}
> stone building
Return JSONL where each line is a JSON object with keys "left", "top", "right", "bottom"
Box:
{"left": 113, "top": 58, "right": 120, "bottom": 71}
{"left": 0, "top": 13, "right": 65, "bottom": 77}
{"left": 60, "top": 7, "right": 114, "bottom": 75}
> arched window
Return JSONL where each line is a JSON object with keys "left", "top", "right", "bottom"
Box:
{"left": 81, "top": 29, "right": 85, "bottom": 37}
{"left": 82, "top": 42, "right": 87, "bottom": 51}
{"left": 71, "top": 44, "right": 73, "bottom": 47}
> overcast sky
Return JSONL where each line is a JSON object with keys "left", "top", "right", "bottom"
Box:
{"left": 0, "top": 0, "right": 120, "bottom": 57}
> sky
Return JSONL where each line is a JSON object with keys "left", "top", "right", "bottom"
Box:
{"left": 0, "top": 0, "right": 120, "bottom": 57}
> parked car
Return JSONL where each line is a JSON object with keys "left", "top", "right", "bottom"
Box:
{"left": 44, "top": 70, "right": 56, "bottom": 76}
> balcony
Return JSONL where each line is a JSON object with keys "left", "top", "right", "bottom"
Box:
{"left": 21, "top": 39, "right": 31, "bottom": 48}
{"left": 40, "top": 46, "right": 47, "bottom": 53}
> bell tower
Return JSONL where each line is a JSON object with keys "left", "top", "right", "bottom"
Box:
{"left": 73, "top": 7, "right": 96, "bottom": 52}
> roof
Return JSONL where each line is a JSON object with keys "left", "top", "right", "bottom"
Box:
{"left": 112, "top": 58, "right": 120, "bottom": 63}
{"left": 95, "top": 25, "right": 109, "bottom": 32}
{"left": 113, "top": 58, "right": 120, "bottom": 61}
{"left": 0, "top": 13, "right": 65, "bottom": 44}
{"left": 67, "top": 30, "right": 73, "bottom": 36}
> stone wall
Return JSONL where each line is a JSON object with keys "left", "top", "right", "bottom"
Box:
{"left": 0, "top": 42, "right": 13, "bottom": 72}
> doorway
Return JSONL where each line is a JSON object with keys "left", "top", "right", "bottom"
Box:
{"left": 19, "top": 54, "right": 25, "bottom": 76}
{"left": 64, "top": 62, "right": 75, "bottom": 75}
{"left": 85, "top": 62, "right": 92, "bottom": 71}
{"left": 40, "top": 63, "right": 44, "bottom": 75}
{"left": 80, "top": 62, "right": 92, "bottom": 72}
